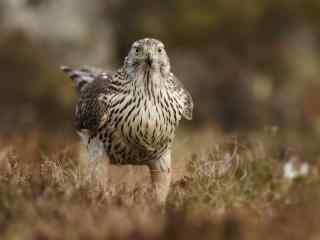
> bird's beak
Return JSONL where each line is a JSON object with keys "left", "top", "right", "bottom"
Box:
{"left": 146, "top": 53, "right": 153, "bottom": 67}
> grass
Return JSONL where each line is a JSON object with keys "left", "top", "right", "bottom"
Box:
{"left": 0, "top": 127, "right": 319, "bottom": 240}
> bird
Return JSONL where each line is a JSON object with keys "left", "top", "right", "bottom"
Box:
{"left": 61, "top": 38, "right": 193, "bottom": 203}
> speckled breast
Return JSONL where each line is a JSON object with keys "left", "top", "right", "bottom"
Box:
{"left": 99, "top": 91, "right": 181, "bottom": 165}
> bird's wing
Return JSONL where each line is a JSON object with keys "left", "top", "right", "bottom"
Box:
{"left": 61, "top": 65, "right": 114, "bottom": 136}
{"left": 167, "top": 74, "right": 194, "bottom": 120}
{"left": 61, "top": 65, "right": 105, "bottom": 95}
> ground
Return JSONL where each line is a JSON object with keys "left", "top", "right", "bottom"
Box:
{"left": 0, "top": 126, "right": 319, "bottom": 240}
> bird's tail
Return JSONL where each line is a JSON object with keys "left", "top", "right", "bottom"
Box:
{"left": 60, "top": 65, "right": 103, "bottom": 94}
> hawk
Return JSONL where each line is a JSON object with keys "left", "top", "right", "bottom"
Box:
{"left": 61, "top": 38, "right": 193, "bottom": 203}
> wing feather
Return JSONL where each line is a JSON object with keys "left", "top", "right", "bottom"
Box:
{"left": 61, "top": 65, "right": 104, "bottom": 95}
{"left": 168, "top": 74, "right": 194, "bottom": 120}
{"left": 62, "top": 66, "right": 113, "bottom": 136}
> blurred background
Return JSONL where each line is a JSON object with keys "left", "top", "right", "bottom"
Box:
{"left": 1, "top": 0, "right": 320, "bottom": 136}
{"left": 1, "top": 2, "right": 320, "bottom": 239}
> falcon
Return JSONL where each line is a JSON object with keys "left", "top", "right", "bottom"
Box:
{"left": 61, "top": 38, "right": 193, "bottom": 203}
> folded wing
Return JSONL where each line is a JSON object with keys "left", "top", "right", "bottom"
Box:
{"left": 167, "top": 74, "right": 194, "bottom": 120}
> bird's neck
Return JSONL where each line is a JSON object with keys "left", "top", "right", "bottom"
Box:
{"left": 142, "top": 67, "right": 166, "bottom": 98}
{"left": 124, "top": 65, "right": 166, "bottom": 98}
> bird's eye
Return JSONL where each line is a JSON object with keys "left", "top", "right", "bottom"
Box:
{"left": 158, "top": 47, "right": 163, "bottom": 53}
{"left": 135, "top": 47, "right": 141, "bottom": 53}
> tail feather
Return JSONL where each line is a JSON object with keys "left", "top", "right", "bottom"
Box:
{"left": 60, "top": 65, "right": 102, "bottom": 94}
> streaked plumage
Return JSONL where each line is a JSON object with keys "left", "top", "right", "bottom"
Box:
{"left": 61, "top": 38, "right": 193, "bottom": 203}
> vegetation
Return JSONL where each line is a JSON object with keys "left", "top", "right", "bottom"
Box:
{"left": 0, "top": 128, "right": 319, "bottom": 239}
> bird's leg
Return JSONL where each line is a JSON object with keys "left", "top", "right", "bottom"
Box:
{"left": 85, "top": 137, "right": 109, "bottom": 184}
{"left": 148, "top": 150, "right": 172, "bottom": 204}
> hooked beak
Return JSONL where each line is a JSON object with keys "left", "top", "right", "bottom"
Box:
{"left": 146, "top": 53, "right": 153, "bottom": 67}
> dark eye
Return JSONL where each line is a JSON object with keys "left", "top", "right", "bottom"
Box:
{"left": 135, "top": 47, "right": 140, "bottom": 53}
{"left": 158, "top": 47, "right": 163, "bottom": 53}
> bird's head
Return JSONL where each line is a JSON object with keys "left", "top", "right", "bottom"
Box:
{"left": 124, "top": 38, "right": 171, "bottom": 79}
